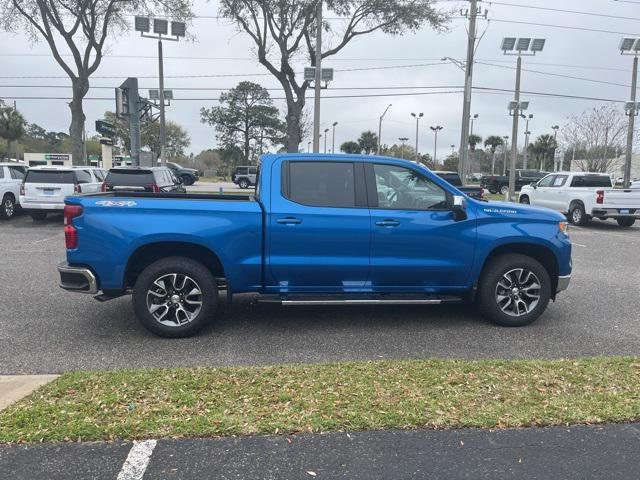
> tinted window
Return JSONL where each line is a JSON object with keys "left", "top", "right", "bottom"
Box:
{"left": 249, "top": 167, "right": 258, "bottom": 175}
{"left": 106, "top": 170, "right": 155, "bottom": 185}
{"left": 286, "top": 161, "right": 356, "bottom": 208}
{"left": 436, "top": 173, "right": 462, "bottom": 186}
{"left": 92, "top": 169, "right": 105, "bottom": 181}
{"left": 538, "top": 175, "right": 555, "bottom": 187}
{"left": 0, "top": 168, "right": 4, "bottom": 179}
{"left": 9, "top": 167, "right": 25, "bottom": 180}
{"left": 75, "top": 169, "right": 93, "bottom": 184}
{"left": 571, "top": 175, "right": 612, "bottom": 188}
{"left": 374, "top": 164, "right": 447, "bottom": 210}
{"left": 552, "top": 175, "right": 568, "bottom": 187}
{"left": 236, "top": 167, "right": 247, "bottom": 175}
{"left": 25, "top": 170, "right": 75, "bottom": 184}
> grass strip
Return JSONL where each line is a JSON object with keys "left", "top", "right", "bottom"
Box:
{"left": 1, "top": 357, "right": 639, "bottom": 443}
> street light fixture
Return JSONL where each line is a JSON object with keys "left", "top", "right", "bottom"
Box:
{"left": 324, "top": 128, "right": 330, "bottom": 153}
{"left": 502, "top": 36, "right": 546, "bottom": 199}
{"left": 620, "top": 37, "right": 640, "bottom": 187}
{"left": 430, "top": 126, "right": 444, "bottom": 166}
{"left": 331, "top": 121, "right": 338, "bottom": 153}
{"left": 134, "top": 16, "right": 186, "bottom": 165}
{"left": 378, "top": 104, "right": 392, "bottom": 155}
{"left": 411, "top": 113, "right": 424, "bottom": 160}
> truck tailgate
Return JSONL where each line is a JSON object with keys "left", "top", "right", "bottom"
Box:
{"left": 602, "top": 189, "right": 640, "bottom": 207}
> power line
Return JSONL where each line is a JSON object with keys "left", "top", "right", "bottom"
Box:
{"left": 488, "top": 17, "right": 640, "bottom": 36}
{"left": 489, "top": 1, "right": 640, "bottom": 22}
{"left": 0, "top": 84, "right": 464, "bottom": 91}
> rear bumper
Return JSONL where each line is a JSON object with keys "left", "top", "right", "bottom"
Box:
{"left": 557, "top": 274, "right": 571, "bottom": 293}
{"left": 58, "top": 262, "right": 99, "bottom": 294}
{"left": 591, "top": 208, "right": 640, "bottom": 218}
{"left": 19, "top": 199, "right": 64, "bottom": 211}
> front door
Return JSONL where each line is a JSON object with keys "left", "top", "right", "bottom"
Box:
{"left": 367, "top": 162, "right": 476, "bottom": 291}
{"left": 267, "top": 159, "right": 371, "bottom": 292}
{"left": 531, "top": 174, "right": 556, "bottom": 208}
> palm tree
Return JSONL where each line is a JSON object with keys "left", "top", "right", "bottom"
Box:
{"left": 484, "top": 136, "right": 505, "bottom": 174}
{"left": 358, "top": 130, "right": 379, "bottom": 155}
{"left": 468, "top": 134, "right": 483, "bottom": 151}
{"left": 529, "top": 134, "right": 557, "bottom": 171}
{"left": 0, "top": 106, "right": 26, "bottom": 161}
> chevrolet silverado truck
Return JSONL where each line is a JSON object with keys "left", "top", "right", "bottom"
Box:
{"left": 57, "top": 154, "right": 572, "bottom": 338}
{"left": 519, "top": 172, "right": 640, "bottom": 227}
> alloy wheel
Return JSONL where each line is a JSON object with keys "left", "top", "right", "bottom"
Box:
{"left": 4, "top": 198, "right": 14, "bottom": 217}
{"left": 146, "top": 273, "right": 203, "bottom": 327}
{"left": 494, "top": 268, "right": 541, "bottom": 317}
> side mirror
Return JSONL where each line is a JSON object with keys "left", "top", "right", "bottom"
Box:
{"left": 452, "top": 195, "right": 467, "bottom": 221}
{"left": 532, "top": 182, "right": 537, "bottom": 189}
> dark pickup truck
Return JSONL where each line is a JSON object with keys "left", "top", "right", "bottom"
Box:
{"left": 434, "top": 171, "right": 484, "bottom": 200}
{"left": 482, "top": 170, "right": 549, "bottom": 195}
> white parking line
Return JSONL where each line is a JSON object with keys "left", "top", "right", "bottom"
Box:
{"left": 572, "top": 242, "right": 587, "bottom": 248}
{"left": 117, "top": 440, "right": 157, "bottom": 480}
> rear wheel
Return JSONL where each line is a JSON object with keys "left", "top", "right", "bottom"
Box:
{"left": 181, "top": 175, "right": 194, "bottom": 186}
{"left": 519, "top": 195, "right": 530, "bottom": 205}
{"left": 238, "top": 178, "right": 249, "bottom": 189}
{"left": 500, "top": 185, "right": 509, "bottom": 195}
{"left": 132, "top": 257, "right": 218, "bottom": 338}
{"left": 1, "top": 194, "right": 15, "bottom": 219}
{"left": 478, "top": 254, "right": 551, "bottom": 327}
{"left": 31, "top": 212, "right": 47, "bottom": 221}
{"left": 617, "top": 217, "right": 636, "bottom": 228}
{"left": 569, "top": 203, "right": 588, "bottom": 226}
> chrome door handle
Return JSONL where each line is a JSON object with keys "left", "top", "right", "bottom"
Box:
{"left": 375, "top": 219, "right": 400, "bottom": 227}
{"left": 277, "top": 217, "right": 302, "bottom": 225}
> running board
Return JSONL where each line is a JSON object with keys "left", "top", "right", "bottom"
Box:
{"left": 256, "top": 294, "right": 461, "bottom": 306}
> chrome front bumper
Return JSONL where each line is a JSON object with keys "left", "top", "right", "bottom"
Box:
{"left": 557, "top": 275, "right": 571, "bottom": 293}
{"left": 58, "top": 262, "right": 98, "bottom": 294}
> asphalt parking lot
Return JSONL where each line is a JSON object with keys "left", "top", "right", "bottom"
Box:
{"left": 1, "top": 212, "right": 639, "bottom": 375}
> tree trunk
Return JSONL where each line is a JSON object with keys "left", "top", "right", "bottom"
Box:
{"left": 7, "top": 140, "right": 13, "bottom": 161}
{"left": 69, "top": 79, "right": 89, "bottom": 166}
{"left": 285, "top": 99, "right": 304, "bottom": 153}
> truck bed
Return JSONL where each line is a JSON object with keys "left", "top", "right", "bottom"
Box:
{"left": 81, "top": 191, "right": 254, "bottom": 201}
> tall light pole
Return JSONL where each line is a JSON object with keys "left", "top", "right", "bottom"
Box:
{"left": 551, "top": 125, "right": 560, "bottom": 171}
{"left": 332, "top": 121, "right": 338, "bottom": 153}
{"left": 522, "top": 113, "right": 533, "bottom": 169}
{"left": 620, "top": 38, "right": 639, "bottom": 188}
{"left": 502, "top": 37, "right": 546, "bottom": 200}
{"left": 451, "top": 144, "right": 456, "bottom": 156}
{"left": 378, "top": 104, "right": 392, "bottom": 155}
{"left": 134, "top": 17, "right": 185, "bottom": 166}
{"left": 324, "top": 128, "right": 329, "bottom": 153}
{"left": 470, "top": 113, "right": 479, "bottom": 137}
{"left": 411, "top": 113, "right": 424, "bottom": 160}
{"left": 312, "top": 0, "right": 323, "bottom": 153}
{"left": 399, "top": 137, "right": 409, "bottom": 160}
{"left": 430, "top": 126, "right": 443, "bottom": 167}
{"left": 307, "top": 141, "right": 312, "bottom": 153}
{"left": 502, "top": 136, "right": 510, "bottom": 175}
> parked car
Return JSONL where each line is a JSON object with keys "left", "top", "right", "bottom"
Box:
{"left": 433, "top": 171, "right": 484, "bottom": 200}
{"left": 58, "top": 154, "right": 572, "bottom": 338}
{"left": 103, "top": 167, "right": 186, "bottom": 194}
{"left": 0, "top": 162, "right": 28, "bottom": 219}
{"left": 482, "top": 170, "right": 549, "bottom": 195}
{"left": 519, "top": 172, "right": 640, "bottom": 227}
{"left": 165, "top": 162, "right": 200, "bottom": 186}
{"left": 20, "top": 166, "right": 105, "bottom": 221}
{"left": 232, "top": 165, "right": 258, "bottom": 189}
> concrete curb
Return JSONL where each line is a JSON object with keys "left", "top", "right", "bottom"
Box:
{"left": 0, "top": 375, "right": 59, "bottom": 410}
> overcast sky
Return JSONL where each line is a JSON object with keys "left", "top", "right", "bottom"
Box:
{"left": 0, "top": 0, "right": 639, "bottom": 159}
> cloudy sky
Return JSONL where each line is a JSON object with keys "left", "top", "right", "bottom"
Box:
{"left": 0, "top": 0, "right": 638, "bottom": 159}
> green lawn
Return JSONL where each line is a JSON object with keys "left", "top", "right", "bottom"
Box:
{"left": 1, "top": 357, "right": 639, "bottom": 443}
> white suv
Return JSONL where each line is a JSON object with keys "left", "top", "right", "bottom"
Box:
{"left": 0, "top": 162, "right": 28, "bottom": 219}
{"left": 20, "top": 166, "right": 106, "bottom": 221}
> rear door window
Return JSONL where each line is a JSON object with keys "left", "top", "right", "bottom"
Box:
{"left": 25, "top": 170, "right": 75, "bottom": 184}
{"left": 249, "top": 167, "right": 258, "bottom": 175}
{"left": 75, "top": 169, "right": 93, "bottom": 184}
{"left": 0, "top": 167, "right": 4, "bottom": 179}
{"left": 9, "top": 167, "right": 25, "bottom": 180}
{"left": 284, "top": 161, "right": 356, "bottom": 208}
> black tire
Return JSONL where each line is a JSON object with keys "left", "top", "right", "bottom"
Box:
{"left": 519, "top": 195, "right": 530, "bottom": 205}
{"left": 132, "top": 256, "right": 218, "bottom": 338}
{"left": 181, "top": 175, "right": 194, "bottom": 186}
{"left": 569, "top": 202, "right": 589, "bottom": 226}
{"left": 617, "top": 217, "right": 636, "bottom": 228}
{"left": 488, "top": 189, "right": 497, "bottom": 195}
{"left": 31, "top": 212, "right": 47, "bottom": 221}
{"left": 238, "top": 178, "right": 249, "bottom": 189}
{"left": 499, "top": 185, "right": 509, "bottom": 195}
{"left": 477, "top": 253, "right": 551, "bottom": 327}
{"left": 1, "top": 194, "right": 15, "bottom": 219}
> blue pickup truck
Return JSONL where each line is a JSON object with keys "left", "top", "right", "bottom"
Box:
{"left": 58, "top": 154, "right": 572, "bottom": 337}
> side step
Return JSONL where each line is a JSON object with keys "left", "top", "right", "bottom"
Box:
{"left": 256, "top": 294, "right": 462, "bottom": 306}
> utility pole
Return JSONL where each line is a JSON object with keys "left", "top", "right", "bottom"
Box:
{"left": 502, "top": 136, "right": 509, "bottom": 175}
{"left": 411, "top": 113, "right": 424, "bottom": 160}
{"left": 332, "top": 121, "right": 338, "bottom": 153}
{"left": 551, "top": 125, "right": 560, "bottom": 171}
{"left": 431, "top": 126, "right": 443, "bottom": 167}
{"left": 158, "top": 39, "right": 167, "bottom": 164}
{"left": 312, "top": 0, "right": 323, "bottom": 153}
{"left": 378, "top": 104, "right": 392, "bottom": 155}
{"left": 624, "top": 56, "right": 638, "bottom": 188}
{"left": 13, "top": 100, "right": 19, "bottom": 161}
{"left": 508, "top": 55, "right": 523, "bottom": 200}
{"left": 458, "top": 0, "right": 479, "bottom": 184}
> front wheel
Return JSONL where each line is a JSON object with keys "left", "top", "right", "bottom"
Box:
{"left": 477, "top": 254, "right": 551, "bottom": 327}
{"left": 1, "top": 195, "right": 15, "bottom": 219}
{"left": 569, "top": 203, "right": 589, "bottom": 226}
{"left": 181, "top": 175, "right": 194, "bottom": 186}
{"left": 238, "top": 178, "right": 249, "bottom": 189}
{"left": 519, "top": 195, "right": 530, "bottom": 205}
{"left": 617, "top": 217, "right": 636, "bottom": 228}
{"left": 500, "top": 185, "right": 509, "bottom": 195}
{"left": 132, "top": 257, "right": 218, "bottom": 338}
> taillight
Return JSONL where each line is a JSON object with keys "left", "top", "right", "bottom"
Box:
{"left": 64, "top": 204, "right": 83, "bottom": 249}
{"left": 74, "top": 184, "right": 82, "bottom": 194}
{"left": 20, "top": 183, "right": 25, "bottom": 196}
{"left": 596, "top": 190, "right": 604, "bottom": 204}
{"left": 146, "top": 183, "right": 161, "bottom": 193}
{"left": 101, "top": 182, "right": 107, "bottom": 192}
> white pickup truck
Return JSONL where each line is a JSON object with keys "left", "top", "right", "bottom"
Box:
{"left": 519, "top": 172, "right": 640, "bottom": 227}
{"left": 0, "top": 162, "right": 28, "bottom": 219}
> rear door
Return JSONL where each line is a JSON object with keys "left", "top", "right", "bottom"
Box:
{"left": 367, "top": 162, "right": 476, "bottom": 290}
{"left": 267, "top": 159, "right": 371, "bottom": 292}
{"left": 23, "top": 170, "right": 75, "bottom": 204}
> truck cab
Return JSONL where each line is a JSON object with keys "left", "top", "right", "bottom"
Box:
{"left": 58, "top": 154, "right": 573, "bottom": 337}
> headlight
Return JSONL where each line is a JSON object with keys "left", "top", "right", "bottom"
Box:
{"left": 559, "top": 221, "right": 569, "bottom": 234}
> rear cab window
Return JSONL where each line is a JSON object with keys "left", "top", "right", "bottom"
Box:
{"left": 106, "top": 170, "right": 155, "bottom": 187}
{"left": 25, "top": 170, "right": 75, "bottom": 184}
{"left": 571, "top": 175, "right": 612, "bottom": 188}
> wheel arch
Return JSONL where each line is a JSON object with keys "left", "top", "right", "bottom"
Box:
{"left": 125, "top": 241, "right": 225, "bottom": 290}
{"left": 2, "top": 191, "right": 16, "bottom": 201}
{"left": 477, "top": 243, "right": 560, "bottom": 299}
